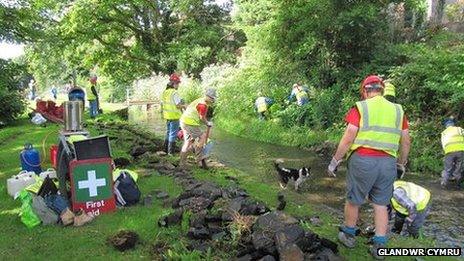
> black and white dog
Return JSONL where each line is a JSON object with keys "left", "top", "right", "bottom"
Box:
{"left": 274, "top": 159, "right": 311, "bottom": 191}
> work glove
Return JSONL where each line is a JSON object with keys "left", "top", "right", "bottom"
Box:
{"left": 327, "top": 157, "right": 342, "bottom": 177}
{"left": 206, "top": 121, "right": 213, "bottom": 127}
{"left": 396, "top": 163, "right": 406, "bottom": 179}
{"left": 405, "top": 215, "right": 415, "bottom": 224}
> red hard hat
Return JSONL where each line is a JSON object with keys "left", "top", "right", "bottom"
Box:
{"left": 361, "top": 75, "right": 384, "bottom": 89}
{"left": 90, "top": 76, "right": 98, "bottom": 84}
{"left": 360, "top": 75, "right": 384, "bottom": 99}
{"left": 169, "top": 73, "right": 181, "bottom": 83}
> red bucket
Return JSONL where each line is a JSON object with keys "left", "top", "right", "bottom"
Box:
{"left": 50, "top": 145, "right": 58, "bottom": 168}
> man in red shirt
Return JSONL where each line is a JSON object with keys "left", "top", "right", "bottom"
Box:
{"left": 179, "top": 89, "right": 216, "bottom": 168}
{"left": 327, "top": 75, "right": 411, "bottom": 259}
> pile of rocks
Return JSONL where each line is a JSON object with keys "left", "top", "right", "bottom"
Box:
{"left": 156, "top": 166, "right": 341, "bottom": 260}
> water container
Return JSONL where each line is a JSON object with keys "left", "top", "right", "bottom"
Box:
{"left": 6, "top": 170, "right": 37, "bottom": 198}
{"left": 39, "top": 168, "right": 57, "bottom": 179}
{"left": 20, "top": 143, "right": 42, "bottom": 174}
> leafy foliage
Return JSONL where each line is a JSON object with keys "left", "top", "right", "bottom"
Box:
{"left": 0, "top": 59, "right": 29, "bottom": 124}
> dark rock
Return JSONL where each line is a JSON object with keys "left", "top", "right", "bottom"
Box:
{"left": 309, "top": 216, "right": 323, "bottom": 227}
{"left": 311, "top": 248, "right": 341, "bottom": 261}
{"left": 205, "top": 213, "right": 223, "bottom": 223}
{"left": 236, "top": 254, "right": 253, "bottom": 261}
{"left": 279, "top": 244, "right": 304, "bottom": 261}
{"left": 130, "top": 146, "right": 148, "bottom": 158}
{"left": 274, "top": 225, "right": 305, "bottom": 251}
{"left": 187, "top": 227, "right": 210, "bottom": 240}
{"left": 212, "top": 231, "right": 226, "bottom": 240}
{"left": 162, "top": 198, "right": 173, "bottom": 208}
{"left": 158, "top": 209, "right": 183, "bottom": 227}
{"left": 258, "top": 255, "right": 276, "bottom": 261}
{"left": 190, "top": 213, "right": 207, "bottom": 228}
{"left": 236, "top": 243, "right": 256, "bottom": 258}
{"left": 241, "top": 200, "right": 269, "bottom": 216}
{"left": 143, "top": 195, "right": 153, "bottom": 206}
{"left": 320, "top": 238, "right": 338, "bottom": 254}
{"left": 178, "top": 197, "right": 213, "bottom": 213}
{"left": 252, "top": 230, "right": 275, "bottom": 253}
{"left": 298, "top": 231, "right": 322, "bottom": 253}
{"left": 107, "top": 230, "right": 139, "bottom": 251}
{"left": 114, "top": 157, "right": 131, "bottom": 167}
{"left": 188, "top": 240, "right": 210, "bottom": 253}
{"left": 155, "top": 191, "right": 169, "bottom": 199}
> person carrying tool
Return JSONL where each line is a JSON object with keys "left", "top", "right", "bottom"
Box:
{"left": 255, "top": 95, "right": 273, "bottom": 120}
{"left": 390, "top": 178, "right": 431, "bottom": 239}
{"left": 179, "top": 88, "right": 217, "bottom": 169}
{"left": 86, "top": 76, "right": 99, "bottom": 118}
{"left": 160, "top": 73, "right": 185, "bottom": 154}
{"left": 327, "top": 75, "right": 411, "bottom": 260}
{"left": 288, "top": 83, "right": 309, "bottom": 106}
{"left": 440, "top": 117, "right": 464, "bottom": 188}
{"left": 383, "top": 80, "right": 396, "bottom": 103}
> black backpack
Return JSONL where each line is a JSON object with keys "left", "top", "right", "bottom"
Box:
{"left": 114, "top": 171, "right": 141, "bottom": 206}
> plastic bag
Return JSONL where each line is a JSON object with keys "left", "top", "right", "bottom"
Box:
{"left": 18, "top": 190, "right": 41, "bottom": 228}
{"left": 31, "top": 113, "right": 47, "bottom": 125}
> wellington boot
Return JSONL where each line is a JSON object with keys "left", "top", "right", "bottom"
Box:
{"left": 179, "top": 152, "right": 188, "bottom": 169}
{"left": 73, "top": 211, "right": 95, "bottom": 227}
{"left": 60, "top": 208, "right": 75, "bottom": 226}
{"left": 167, "top": 142, "right": 177, "bottom": 155}
{"left": 163, "top": 139, "right": 169, "bottom": 153}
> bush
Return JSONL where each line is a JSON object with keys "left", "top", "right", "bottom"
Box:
{"left": 0, "top": 59, "right": 27, "bottom": 124}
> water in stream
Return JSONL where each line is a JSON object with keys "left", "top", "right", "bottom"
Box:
{"left": 128, "top": 105, "right": 464, "bottom": 252}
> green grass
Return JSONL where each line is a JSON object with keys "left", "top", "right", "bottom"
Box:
{"left": 0, "top": 107, "right": 457, "bottom": 260}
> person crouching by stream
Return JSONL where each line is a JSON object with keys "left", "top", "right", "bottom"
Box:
{"left": 390, "top": 177, "right": 431, "bottom": 239}
{"left": 179, "top": 88, "right": 217, "bottom": 169}
{"left": 327, "top": 75, "right": 411, "bottom": 260}
{"left": 160, "top": 73, "right": 185, "bottom": 155}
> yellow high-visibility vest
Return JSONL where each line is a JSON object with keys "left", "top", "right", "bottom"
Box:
{"left": 295, "top": 89, "right": 308, "bottom": 104}
{"left": 113, "top": 168, "right": 138, "bottom": 182}
{"left": 161, "top": 88, "right": 182, "bottom": 120}
{"left": 256, "top": 97, "right": 268, "bottom": 113}
{"left": 384, "top": 83, "right": 396, "bottom": 97}
{"left": 350, "top": 96, "right": 404, "bottom": 158}
{"left": 391, "top": 181, "right": 431, "bottom": 215}
{"left": 180, "top": 97, "right": 206, "bottom": 126}
{"left": 441, "top": 126, "right": 464, "bottom": 154}
{"left": 86, "top": 84, "right": 97, "bottom": 100}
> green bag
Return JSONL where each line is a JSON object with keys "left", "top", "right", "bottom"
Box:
{"left": 18, "top": 190, "right": 41, "bottom": 228}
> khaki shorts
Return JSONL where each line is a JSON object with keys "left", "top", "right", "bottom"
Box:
{"left": 180, "top": 123, "right": 204, "bottom": 141}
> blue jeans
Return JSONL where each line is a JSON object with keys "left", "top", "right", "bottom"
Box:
{"left": 89, "top": 100, "right": 98, "bottom": 118}
{"left": 166, "top": 120, "right": 180, "bottom": 142}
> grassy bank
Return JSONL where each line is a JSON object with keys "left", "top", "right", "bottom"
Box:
{"left": 0, "top": 108, "right": 451, "bottom": 260}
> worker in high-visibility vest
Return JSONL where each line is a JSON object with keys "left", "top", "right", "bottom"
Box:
{"left": 255, "top": 96, "right": 273, "bottom": 120}
{"left": 440, "top": 117, "right": 464, "bottom": 188}
{"left": 289, "top": 83, "right": 309, "bottom": 106}
{"left": 390, "top": 180, "right": 431, "bottom": 239}
{"left": 179, "top": 88, "right": 217, "bottom": 169}
{"left": 86, "top": 76, "right": 99, "bottom": 118}
{"left": 327, "top": 75, "right": 411, "bottom": 260}
{"left": 160, "top": 73, "right": 185, "bottom": 154}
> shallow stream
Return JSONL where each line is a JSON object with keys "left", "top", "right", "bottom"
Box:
{"left": 128, "top": 105, "right": 464, "bottom": 252}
